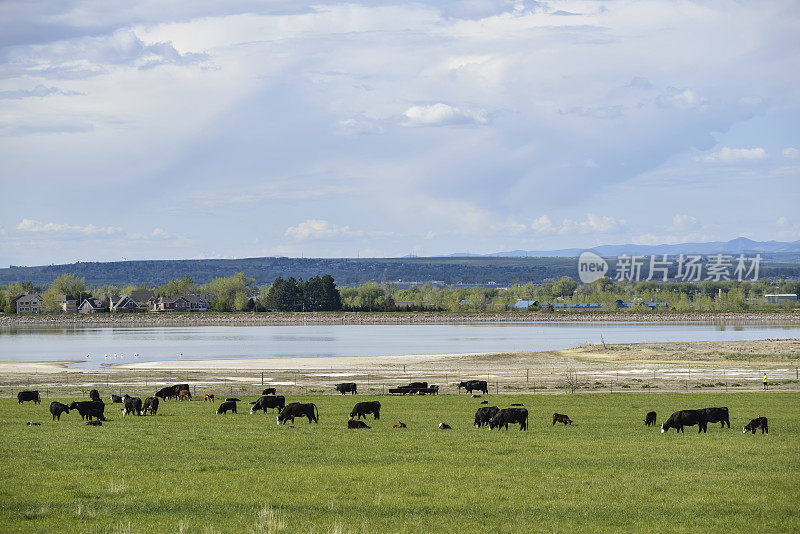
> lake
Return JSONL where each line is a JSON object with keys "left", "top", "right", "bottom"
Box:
{"left": 0, "top": 323, "right": 798, "bottom": 369}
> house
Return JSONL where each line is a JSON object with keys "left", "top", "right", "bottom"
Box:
{"left": 513, "top": 300, "right": 539, "bottom": 310}
{"left": 153, "top": 294, "right": 209, "bottom": 312}
{"left": 12, "top": 293, "right": 43, "bottom": 313}
{"left": 109, "top": 295, "right": 141, "bottom": 313}
{"left": 58, "top": 295, "right": 77, "bottom": 313}
{"left": 765, "top": 294, "right": 798, "bottom": 304}
{"left": 78, "top": 298, "right": 108, "bottom": 313}
{"left": 554, "top": 302, "right": 603, "bottom": 309}
{"left": 130, "top": 289, "right": 155, "bottom": 310}
{"left": 184, "top": 294, "right": 210, "bottom": 312}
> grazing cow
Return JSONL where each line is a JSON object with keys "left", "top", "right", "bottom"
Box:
{"left": 226, "top": 398, "right": 241, "bottom": 403}
{"left": 69, "top": 400, "right": 106, "bottom": 421}
{"left": 700, "top": 407, "right": 730, "bottom": 429}
{"left": 348, "top": 419, "right": 370, "bottom": 429}
{"left": 277, "top": 402, "right": 319, "bottom": 425}
{"left": 474, "top": 406, "right": 500, "bottom": 428}
{"left": 49, "top": 401, "right": 70, "bottom": 421}
{"left": 262, "top": 387, "right": 276, "bottom": 395}
{"left": 661, "top": 410, "right": 707, "bottom": 433}
{"left": 743, "top": 417, "right": 768, "bottom": 435}
{"left": 350, "top": 401, "right": 380, "bottom": 420}
{"left": 489, "top": 408, "right": 528, "bottom": 431}
{"left": 155, "top": 387, "right": 175, "bottom": 401}
{"left": 89, "top": 389, "right": 100, "bottom": 401}
{"left": 142, "top": 396, "right": 159, "bottom": 415}
{"left": 438, "top": 423, "right": 452, "bottom": 430}
{"left": 216, "top": 401, "right": 237, "bottom": 415}
{"left": 121, "top": 395, "right": 143, "bottom": 416}
{"left": 392, "top": 422, "right": 407, "bottom": 429}
{"left": 110, "top": 394, "right": 123, "bottom": 403}
{"left": 644, "top": 411, "right": 657, "bottom": 427}
{"left": 17, "top": 390, "right": 40, "bottom": 404}
{"left": 335, "top": 382, "right": 357, "bottom": 395}
{"left": 249, "top": 395, "right": 286, "bottom": 414}
{"left": 178, "top": 390, "right": 191, "bottom": 401}
{"left": 458, "top": 380, "right": 488, "bottom": 395}
{"left": 172, "top": 384, "right": 190, "bottom": 397}
{"left": 471, "top": 394, "right": 481, "bottom": 398}
{"left": 553, "top": 413, "right": 573, "bottom": 426}
{"left": 204, "top": 394, "right": 214, "bottom": 403}
{"left": 86, "top": 420, "right": 102, "bottom": 426}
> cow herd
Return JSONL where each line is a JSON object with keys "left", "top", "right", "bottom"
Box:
{"left": 14, "top": 382, "right": 772, "bottom": 436}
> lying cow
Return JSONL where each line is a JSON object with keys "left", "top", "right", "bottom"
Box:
{"left": 661, "top": 410, "right": 707, "bottom": 433}
{"left": 553, "top": 413, "right": 572, "bottom": 426}
{"left": 250, "top": 395, "right": 286, "bottom": 414}
{"left": 700, "top": 407, "right": 730, "bottom": 429}
{"left": 348, "top": 419, "right": 370, "bottom": 429}
{"left": 110, "top": 394, "right": 123, "bottom": 403}
{"left": 142, "top": 396, "right": 159, "bottom": 415}
{"left": 474, "top": 406, "right": 500, "bottom": 428}
{"left": 438, "top": 423, "right": 452, "bottom": 430}
{"left": 121, "top": 395, "right": 143, "bottom": 416}
{"left": 178, "top": 390, "right": 192, "bottom": 401}
{"left": 743, "top": 417, "right": 768, "bottom": 435}
{"left": 89, "top": 389, "right": 100, "bottom": 401}
{"left": 204, "top": 394, "right": 214, "bottom": 403}
{"left": 335, "top": 382, "right": 357, "bottom": 395}
{"left": 262, "top": 387, "right": 276, "bottom": 396}
{"left": 489, "top": 408, "right": 528, "bottom": 430}
{"left": 277, "top": 402, "right": 319, "bottom": 425}
{"left": 458, "top": 380, "right": 488, "bottom": 395}
{"left": 350, "top": 401, "right": 380, "bottom": 420}
{"left": 70, "top": 400, "right": 106, "bottom": 421}
{"left": 393, "top": 422, "right": 407, "bottom": 429}
{"left": 644, "top": 411, "right": 657, "bottom": 427}
{"left": 216, "top": 401, "right": 237, "bottom": 415}
{"left": 17, "top": 390, "right": 40, "bottom": 404}
{"left": 50, "top": 401, "right": 70, "bottom": 421}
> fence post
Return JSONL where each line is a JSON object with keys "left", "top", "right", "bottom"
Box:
{"left": 526, "top": 369, "right": 529, "bottom": 383}
{"left": 495, "top": 382, "right": 499, "bottom": 395}
{"left": 261, "top": 372, "right": 264, "bottom": 386}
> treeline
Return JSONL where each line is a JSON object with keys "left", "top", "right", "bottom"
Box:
{"left": 1, "top": 273, "right": 798, "bottom": 314}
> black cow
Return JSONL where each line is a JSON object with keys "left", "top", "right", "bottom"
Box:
{"left": 277, "top": 402, "right": 319, "bottom": 425}
{"left": 121, "top": 395, "right": 143, "bottom": 416}
{"left": 216, "top": 401, "right": 237, "bottom": 414}
{"left": 262, "top": 387, "right": 276, "bottom": 395}
{"left": 110, "top": 394, "right": 123, "bottom": 403}
{"left": 348, "top": 419, "right": 370, "bottom": 429}
{"left": 404, "top": 382, "right": 428, "bottom": 389}
{"left": 474, "top": 406, "right": 500, "bottom": 428}
{"left": 438, "top": 423, "right": 452, "bottom": 430}
{"left": 743, "top": 417, "right": 768, "bottom": 434}
{"left": 49, "top": 401, "right": 70, "bottom": 421}
{"left": 250, "top": 395, "right": 286, "bottom": 414}
{"left": 661, "top": 410, "right": 707, "bottom": 433}
{"left": 173, "top": 384, "right": 190, "bottom": 396}
{"left": 89, "top": 389, "right": 100, "bottom": 401}
{"left": 553, "top": 413, "right": 572, "bottom": 426}
{"left": 700, "top": 407, "right": 730, "bottom": 428}
{"left": 142, "top": 396, "right": 159, "bottom": 415}
{"left": 644, "top": 411, "right": 657, "bottom": 427}
{"left": 155, "top": 387, "right": 175, "bottom": 401}
{"left": 350, "top": 401, "right": 380, "bottom": 420}
{"left": 226, "top": 397, "right": 241, "bottom": 403}
{"left": 69, "top": 400, "right": 105, "bottom": 421}
{"left": 335, "top": 382, "right": 357, "bottom": 395}
{"left": 489, "top": 408, "right": 528, "bottom": 430}
{"left": 458, "top": 380, "right": 488, "bottom": 395}
{"left": 17, "top": 390, "right": 40, "bottom": 404}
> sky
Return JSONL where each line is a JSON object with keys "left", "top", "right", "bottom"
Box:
{"left": 0, "top": 0, "right": 799, "bottom": 266}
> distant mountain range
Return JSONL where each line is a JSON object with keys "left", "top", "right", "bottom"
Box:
{"left": 450, "top": 237, "right": 800, "bottom": 258}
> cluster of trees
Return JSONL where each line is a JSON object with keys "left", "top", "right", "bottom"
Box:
{"left": 2, "top": 273, "right": 798, "bottom": 314}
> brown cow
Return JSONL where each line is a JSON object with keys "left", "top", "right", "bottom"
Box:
{"left": 204, "top": 394, "right": 214, "bottom": 403}
{"left": 179, "top": 390, "right": 191, "bottom": 401}
{"left": 553, "top": 413, "right": 572, "bottom": 426}
{"left": 392, "top": 421, "right": 407, "bottom": 429}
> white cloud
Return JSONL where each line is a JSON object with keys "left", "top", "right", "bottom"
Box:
{"left": 670, "top": 213, "right": 698, "bottom": 231}
{"left": 530, "top": 214, "right": 623, "bottom": 235}
{"left": 656, "top": 88, "right": 708, "bottom": 110}
{"left": 782, "top": 147, "right": 800, "bottom": 159}
{"left": 285, "top": 219, "right": 355, "bottom": 241}
{"left": 128, "top": 228, "right": 174, "bottom": 239}
{"left": 584, "top": 159, "right": 599, "bottom": 168}
{"left": 776, "top": 217, "right": 788, "bottom": 228}
{"left": 16, "top": 219, "right": 122, "bottom": 235}
{"left": 402, "top": 103, "right": 486, "bottom": 126}
{"left": 694, "top": 147, "right": 767, "bottom": 163}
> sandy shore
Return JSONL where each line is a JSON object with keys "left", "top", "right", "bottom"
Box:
{"left": 2, "top": 310, "right": 798, "bottom": 328}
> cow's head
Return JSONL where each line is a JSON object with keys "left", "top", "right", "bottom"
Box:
{"left": 742, "top": 426, "right": 749, "bottom": 434}
{"left": 277, "top": 415, "right": 283, "bottom": 425}
{"left": 69, "top": 402, "right": 78, "bottom": 409}
{"left": 660, "top": 424, "right": 666, "bottom": 433}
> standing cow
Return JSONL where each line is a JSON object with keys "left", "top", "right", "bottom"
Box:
{"left": 121, "top": 395, "right": 143, "bottom": 416}
{"left": 743, "top": 417, "right": 768, "bottom": 434}
{"left": 89, "top": 390, "right": 100, "bottom": 401}
{"left": 277, "top": 402, "right": 319, "bottom": 424}
{"left": 142, "top": 396, "right": 159, "bottom": 415}
{"left": 335, "top": 383, "right": 357, "bottom": 395}
{"left": 700, "top": 407, "right": 730, "bottom": 429}
{"left": 644, "top": 411, "right": 657, "bottom": 427}
{"left": 661, "top": 410, "right": 707, "bottom": 433}
{"left": 49, "top": 401, "right": 71, "bottom": 421}
{"left": 474, "top": 406, "right": 500, "bottom": 428}
{"left": 552, "top": 413, "right": 572, "bottom": 426}
{"left": 70, "top": 400, "right": 105, "bottom": 421}
{"left": 350, "top": 401, "right": 380, "bottom": 420}
{"left": 458, "top": 380, "right": 488, "bottom": 395}
{"left": 216, "top": 401, "right": 237, "bottom": 415}
{"left": 250, "top": 395, "right": 286, "bottom": 414}
{"left": 489, "top": 408, "right": 528, "bottom": 430}
{"left": 17, "top": 390, "right": 40, "bottom": 404}
{"left": 262, "top": 387, "right": 276, "bottom": 395}
{"left": 154, "top": 387, "right": 175, "bottom": 401}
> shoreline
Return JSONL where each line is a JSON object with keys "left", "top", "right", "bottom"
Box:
{"left": 1, "top": 310, "right": 798, "bottom": 328}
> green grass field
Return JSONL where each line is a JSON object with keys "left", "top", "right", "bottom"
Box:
{"left": 1, "top": 392, "right": 798, "bottom": 533}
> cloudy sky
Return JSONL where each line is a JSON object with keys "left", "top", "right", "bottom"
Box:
{"left": 1, "top": 0, "right": 798, "bottom": 265}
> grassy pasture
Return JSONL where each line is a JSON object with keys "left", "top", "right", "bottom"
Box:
{"left": 0, "top": 392, "right": 798, "bottom": 533}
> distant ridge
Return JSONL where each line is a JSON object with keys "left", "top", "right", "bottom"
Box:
{"left": 452, "top": 237, "right": 800, "bottom": 258}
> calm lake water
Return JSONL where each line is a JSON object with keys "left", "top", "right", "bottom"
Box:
{"left": 0, "top": 323, "right": 798, "bottom": 369}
